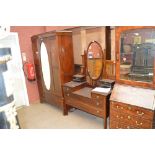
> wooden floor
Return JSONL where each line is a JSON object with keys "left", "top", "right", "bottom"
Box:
{"left": 17, "top": 103, "right": 109, "bottom": 129}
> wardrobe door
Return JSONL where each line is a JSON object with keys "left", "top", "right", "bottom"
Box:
{"left": 48, "top": 36, "right": 62, "bottom": 96}
{"left": 58, "top": 34, "right": 74, "bottom": 83}
{"left": 39, "top": 38, "right": 54, "bottom": 103}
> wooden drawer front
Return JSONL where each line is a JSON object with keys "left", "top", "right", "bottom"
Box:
{"left": 91, "top": 93, "right": 105, "bottom": 100}
{"left": 91, "top": 93, "right": 105, "bottom": 108}
{"left": 92, "top": 99, "right": 104, "bottom": 108}
{"left": 110, "top": 110, "right": 152, "bottom": 129}
{"left": 111, "top": 101, "right": 153, "bottom": 121}
{"left": 63, "top": 86, "right": 72, "bottom": 93}
{"left": 64, "top": 92, "right": 71, "bottom": 98}
{"left": 68, "top": 92, "right": 104, "bottom": 110}
{"left": 65, "top": 97, "right": 104, "bottom": 118}
{"left": 110, "top": 121, "right": 138, "bottom": 129}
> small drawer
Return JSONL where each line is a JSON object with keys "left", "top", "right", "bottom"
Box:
{"left": 91, "top": 93, "right": 104, "bottom": 100}
{"left": 92, "top": 99, "right": 104, "bottom": 108}
{"left": 90, "top": 108, "right": 104, "bottom": 117}
{"left": 64, "top": 92, "right": 71, "bottom": 98}
{"left": 63, "top": 86, "right": 71, "bottom": 93}
{"left": 111, "top": 101, "right": 153, "bottom": 121}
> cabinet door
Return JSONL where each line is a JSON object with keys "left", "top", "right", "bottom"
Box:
{"left": 39, "top": 38, "right": 54, "bottom": 103}
{"left": 48, "top": 37, "right": 62, "bottom": 96}
{"left": 58, "top": 34, "right": 74, "bottom": 83}
{"left": 34, "top": 36, "right": 63, "bottom": 104}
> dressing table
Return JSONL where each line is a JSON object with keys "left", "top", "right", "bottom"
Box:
{"left": 63, "top": 41, "right": 113, "bottom": 129}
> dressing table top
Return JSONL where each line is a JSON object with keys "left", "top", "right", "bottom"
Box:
{"left": 73, "top": 87, "right": 92, "bottom": 98}
{"left": 63, "top": 81, "right": 86, "bottom": 88}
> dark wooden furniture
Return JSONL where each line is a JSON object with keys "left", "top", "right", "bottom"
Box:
{"left": 63, "top": 41, "right": 112, "bottom": 128}
{"left": 31, "top": 31, "right": 74, "bottom": 110}
{"left": 63, "top": 81, "right": 111, "bottom": 128}
{"left": 110, "top": 26, "right": 155, "bottom": 129}
{"left": 110, "top": 84, "right": 155, "bottom": 129}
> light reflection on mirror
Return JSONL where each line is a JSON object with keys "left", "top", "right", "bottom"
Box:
{"left": 120, "top": 29, "right": 155, "bottom": 83}
{"left": 40, "top": 42, "right": 51, "bottom": 90}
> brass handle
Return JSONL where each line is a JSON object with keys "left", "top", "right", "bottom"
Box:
{"left": 137, "top": 111, "right": 144, "bottom": 116}
{"left": 136, "top": 121, "right": 143, "bottom": 126}
{"left": 61, "top": 47, "right": 65, "bottom": 53}
{"left": 97, "top": 110, "right": 99, "bottom": 113}
{"left": 116, "top": 115, "right": 123, "bottom": 119}
{"left": 116, "top": 105, "right": 119, "bottom": 109}
{"left": 96, "top": 102, "right": 100, "bottom": 106}
{"left": 116, "top": 127, "right": 121, "bottom": 129}
{"left": 67, "top": 94, "right": 70, "bottom": 96}
{"left": 128, "top": 115, "right": 131, "bottom": 119}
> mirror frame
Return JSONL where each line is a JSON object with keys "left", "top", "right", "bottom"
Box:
{"left": 86, "top": 40, "right": 104, "bottom": 80}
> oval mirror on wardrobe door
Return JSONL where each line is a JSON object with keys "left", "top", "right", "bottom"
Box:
{"left": 40, "top": 42, "right": 51, "bottom": 90}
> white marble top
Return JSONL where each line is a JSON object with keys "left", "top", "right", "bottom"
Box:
{"left": 92, "top": 87, "right": 111, "bottom": 93}
{"left": 110, "top": 84, "right": 155, "bottom": 110}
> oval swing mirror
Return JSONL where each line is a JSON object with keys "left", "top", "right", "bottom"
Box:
{"left": 40, "top": 42, "right": 51, "bottom": 90}
{"left": 87, "top": 41, "right": 103, "bottom": 80}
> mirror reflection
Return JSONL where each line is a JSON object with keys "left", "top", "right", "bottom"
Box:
{"left": 120, "top": 29, "right": 155, "bottom": 83}
{"left": 40, "top": 42, "right": 51, "bottom": 90}
{"left": 87, "top": 41, "right": 103, "bottom": 80}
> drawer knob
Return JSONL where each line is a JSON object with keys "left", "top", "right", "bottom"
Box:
{"left": 67, "top": 94, "right": 70, "bottom": 96}
{"left": 127, "top": 126, "right": 130, "bottom": 129}
{"left": 96, "top": 102, "right": 100, "bottom": 106}
{"left": 121, "top": 107, "right": 123, "bottom": 110}
{"left": 97, "top": 110, "right": 99, "bottom": 113}
{"left": 136, "top": 111, "right": 144, "bottom": 116}
{"left": 116, "top": 115, "right": 119, "bottom": 118}
{"left": 116, "top": 105, "right": 119, "bottom": 109}
{"left": 67, "top": 88, "right": 69, "bottom": 91}
{"left": 128, "top": 106, "right": 131, "bottom": 110}
{"left": 136, "top": 121, "right": 143, "bottom": 126}
{"left": 121, "top": 116, "right": 123, "bottom": 119}
{"left": 128, "top": 115, "right": 131, "bottom": 119}
{"left": 96, "top": 96, "right": 99, "bottom": 99}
